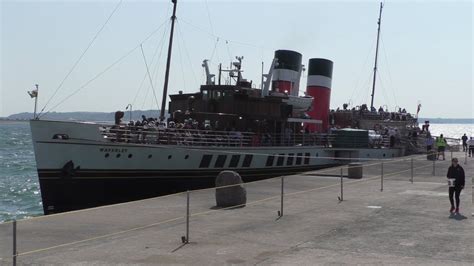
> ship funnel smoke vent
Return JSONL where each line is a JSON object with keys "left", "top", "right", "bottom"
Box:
{"left": 306, "top": 58, "right": 333, "bottom": 132}
{"left": 271, "top": 50, "right": 303, "bottom": 96}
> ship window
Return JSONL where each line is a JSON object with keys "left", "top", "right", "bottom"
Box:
{"left": 304, "top": 153, "right": 310, "bottom": 165}
{"left": 287, "top": 153, "right": 294, "bottom": 166}
{"left": 276, "top": 154, "right": 285, "bottom": 166}
{"left": 116, "top": 154, "right": 121, "bottom": 158}
{"left": 199, "top": 155, "right": 213, "bottom": 168}
{"left": 295, "top": 153, "right": 302, "bottom": 165}
{"left": 215, "top": 155, "right": 227, "bottom": 168}
{"left": 242, "top": 155, "right": 253, "bottom": 167}
{"left": 383, "top": 154, "right": 386, "bottom": 157}
{"left": 105, "top": 153, "right": 110, "bottom": 158}
{"left": 229, "top": 155, "right": 240, "bottom": 167}
{"left": 185, "top": 155, "right": 189, "bottom": 159}
{"left": 168, "top": 155, "right": 172, "bottom": 159}
{"left": 128, "top": 154, "right": 133, "bottom": 158}
{"left": 148, "top": 154, "right": 152, "bottom": 159}
{"left": 265, "top": 155, "right": 275, "bottom": 167}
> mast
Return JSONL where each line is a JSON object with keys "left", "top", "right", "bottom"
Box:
{"left": 160, "top": 0, "right": 178, "bottom": 121}
{"left": 370, "top": 2, "right": 383, "bottom": 110}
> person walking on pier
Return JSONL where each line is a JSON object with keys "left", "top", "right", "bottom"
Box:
{"left": 461, "top": 134, "right": 468, "bottom": 152}
{"left": 468, "top": 137, "right": 474, "bottom": 157}
{"left": 446, "top": 158, "right": 465, "bottom": 214}
{"left": 436, "top": 134, "right": 447, "bottom": 160}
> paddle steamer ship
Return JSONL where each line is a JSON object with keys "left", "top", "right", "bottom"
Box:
{"left": 30, "top": 1, "right": 417, "bottom": 214}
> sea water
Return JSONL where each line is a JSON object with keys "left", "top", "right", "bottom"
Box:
{"left": 0, "top": 121, "right": 473, "bottom": 222}
{"left": 0, "top": 122, "right": 42, "bottom": 222}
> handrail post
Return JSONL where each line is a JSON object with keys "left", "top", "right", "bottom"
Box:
{"left": 380, "top": 162, "right": 384, "bottom": 192}
{"left": 278, "top": 176, "right": 284, "bottom": 217}
{"left": 186, "top": 190, "right": 189, "bottom": 243}
{"left": 410, "top": 158, "right": 414, "bottom": 184}
{"left": 13, "top": 219, "right": 17, "bottom": 266}
{"left": 181, "top": 191, "right": 190, "bottom": 244}
{"left": 340, "top": 167, "right": 344, "bottom": 201}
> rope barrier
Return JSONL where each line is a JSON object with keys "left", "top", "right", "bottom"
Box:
{"left": 11, "top": 159, "right": 441, "bottom": 258}
{"left": 17, "top": 216, "right": 184, "bottom": 257}
{"left": 12, "top": 152, "right": 444, "bottom": 224}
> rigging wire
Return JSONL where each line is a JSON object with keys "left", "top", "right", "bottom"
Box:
{"left": 39, "top": 19, "right": 169, "bottom": 118}
{"left": 380, "top": 34, "right": 398, "bottom": 107}
{"left": 176, "top": 20, "right": 198, "bottom": 88}
{"left": 133, "top": 21, "right": 169, "bottom": 109}
{"left": 139, "top": 2, "right": 173, "bottom": 110}
{"left": 178, "top": 18, "right": 274, "bottom": 52}
{"left": 140, "top": 44, "right": 161, "bottom": 114}
{"left": 348, "top": 38, "right": 376, "bottom": 106}
{"left": 141, "top": 22, "right": 169, "bottom": 110}
{"left": 225, "top": 40, "right": 233, "bottom": 64}
{"left": 38, "top": 0, "right": 123, "bottom": 117}
{"left": 378, "top": 72, "right": 392, "bottom": 109}
{"left": 209, "top": 37, "right": 220, "bottom": 62}
{"left": 204, "top": 0, "right": 215, "bottom": 36}
{"left": 175, "top": 26, "right": 187, "bottom": 92}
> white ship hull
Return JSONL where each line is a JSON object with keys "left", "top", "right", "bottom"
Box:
{"left": 30, "top": 120, "right": 402, "bottom": 214}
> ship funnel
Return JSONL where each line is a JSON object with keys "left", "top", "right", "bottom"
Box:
{"left": 272, "top": 50, "right": 303, "bottom": 96}
{"left": 306, "top": 58, "right": 333, "bottom": 132}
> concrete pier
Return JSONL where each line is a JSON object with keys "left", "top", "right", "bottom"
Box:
{"left": 0, "top": 152, "right": 472, "bottom": 265}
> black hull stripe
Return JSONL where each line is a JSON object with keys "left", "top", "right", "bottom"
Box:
{"left": 38, "top": 165, "right": 337, "bottom": 179}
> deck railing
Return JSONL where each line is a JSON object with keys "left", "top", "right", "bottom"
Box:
{"left": 98, "top": 125, "right": 397, "bottom": 148}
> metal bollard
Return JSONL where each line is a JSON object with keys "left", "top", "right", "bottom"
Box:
{"left": 13, "top": 219, "right": 17, "bottom": 266}
{"left": 465, "top": 150, "right": 468, "bottom": 164}
{"left": 340, "top": 168, "right": 344, "bottom": 201}
{"left": 410, "top": 158, "right": 414, "bottom": 184}
{"left": 380, "top": 162, "right": 384, "bottom": 192}
{"left": 432, "top": 157, "right": 435, "bottom": 176}
{"left": 278, "top": 176, "right": 284, "bottom": 217}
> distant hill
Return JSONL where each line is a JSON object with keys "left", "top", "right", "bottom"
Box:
{"left": 3, "top": 110, "right": 163, "bottom": 122}
{"left": 418, "top": 118, "right": 474, "bottom": 124}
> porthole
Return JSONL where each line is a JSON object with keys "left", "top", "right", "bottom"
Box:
{"left": 367, "top": 154, "right": 370, "bottom": 157}
{"left": 128, "top": 154, "right": 133, "bottom": 158}
{"left": 168, "top": 155, "right": 172, "bottom": 159}
{"left": 383, "top": 154, "right": 386, "bottom": 157}
{"left": 316, "top": 153, "right": 319, "bottom": 157}
{"left": 116, "top": 154, "right": 121, "bottom": 158}
{"left": 105, "top": 153, "right": 109, "bottom": 158}
{"left": 148, "top": 154, "right": 152, "bottom": 159}
{"left": 185, "top": 155, "right": 189, "bottom": 159}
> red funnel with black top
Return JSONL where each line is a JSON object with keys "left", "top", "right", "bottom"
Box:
{"left": 272, "top": 50, "right": 303, "bottom": 96}
{"left": 306, "top": 58, "right": 333, "bottom": 132}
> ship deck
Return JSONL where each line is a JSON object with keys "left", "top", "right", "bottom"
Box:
{"left": 1, "top": 152, "right": 472, "bottom": 265}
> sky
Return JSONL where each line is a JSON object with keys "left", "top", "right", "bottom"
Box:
{"left": 1, "top": 0, "right": 473, "bottom": 118}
